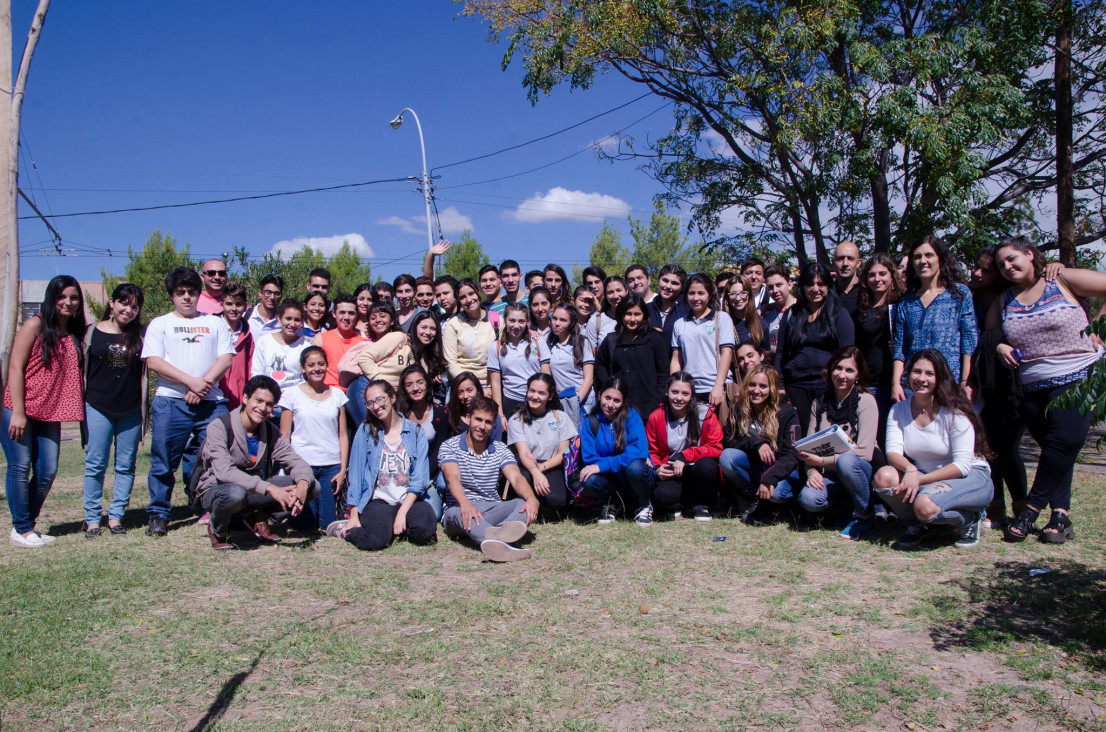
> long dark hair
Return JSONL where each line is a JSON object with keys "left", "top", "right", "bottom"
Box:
{"left": 447, "top": 371, "right": 483, "bottom": 432}
{"left": 543, "top": 264, "right": 571, "bottom": 302}
{"left": 784, "top": 262, "right": 840, "bottom": 352}
{"left": 905, "top": 349, "right": 992, "bottom": 457}
{"left": 408, "top": 310, "right": 446, "bottom": 381}
{"left": 590, "top": 377, "right": 632, "bottom": 453}
{"left": 516, "top": 373, "right": 563, "bottom": 425}
{"left": 614, "top": 293, "right": 647, "bottom": 337}
{"left": 302, "top": 291, "right": 329, "bottom": 330}
{"left": 103, "top": 283, "right": 145, "bottom": 356}
{"left": 547, "top": 302, "right": 586, "bottom": 368}
{"left": 367, "top": 301, "right": 398, "bottom": 339}
{"left": 40, "top": 274, "right": 88, "bottom": 368}
{"left": 398, "top": 363, "right": 432, "bottom": 413}
{"left": 362, "top": 378, "right": 397, "bottom": 441}
{"left": 664, "top": 371, "right": 702, "bottom": 448}
{"left": 858, "top": 253, "right": 904, "bottom": 317}
{"left": 527, "top": 286, "right": 553, "bottom": 330}
{"left": 906, "top": 234, "right": 967, "bottom": 298}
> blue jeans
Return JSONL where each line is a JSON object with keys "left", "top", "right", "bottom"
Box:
{"left": 875, "top": 464, "right": 993, "bottom": 529}
{"left": 345, "top": 375, "right": 369, "bottom": 427}
{"left": 147, "top": 396, "right": 227, "bottom": 519}
{"left": 82, "top": 405, "right": 142, "bottom": 524}
{"left": 306, "top": 463, "right": 342, "bottom": 529}
{"left": 580, "top": 458, "right": 655, "bottom": 513}
{"left": 1, "top": 407, "right": 61, "bottom": 534}
{"left": 798, "top": 453, "right": 873, "bottom": 518}
{"left": 719, "top": 447, "right": 801, "bottom": 503}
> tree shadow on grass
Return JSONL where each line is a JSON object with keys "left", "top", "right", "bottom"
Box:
{"left": 188, "top": 650, "right": 263, "bottom": 732}
{"left": 47, "top": 505, "right": 198, "bottom": 537}
{"left": 928, "top": 560, "right": 1106, "bottom": 673}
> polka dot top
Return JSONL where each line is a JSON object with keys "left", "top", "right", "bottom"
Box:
{"left": 3, "top": 330, "right": 85, "bottom": 422}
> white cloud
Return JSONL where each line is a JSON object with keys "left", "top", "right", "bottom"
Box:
{"left": 594, "top": 134, "right": 621, "bottom": 154}
{"left": 269, "top": 233, "right": 373, "bottom": 258}
{"left": 701, "top": 128, "right": 736, "bottom": 157}
{"left": 377, "top": 206, "right": 473, "bottom": 235}
{"left": 508, "top": 186, "right": 632, "bottom": 223}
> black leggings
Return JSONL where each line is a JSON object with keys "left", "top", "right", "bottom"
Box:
{"left": 653, "top": 457, "right": 721, "bottom": 515}
{"left": 344, "top": 499, "right": 437, "bottom": 551}
{"left": 1018, "top": 383, "right": 1092, "bottom": 513}
{"left": 516, "top": 466, "right": 569, "bottom": 517}
{"left": 784, "top": 386, "right": 818, "bottom": 437}
{"left": 981, "top": 396, "right": 1027, "bottom": 515}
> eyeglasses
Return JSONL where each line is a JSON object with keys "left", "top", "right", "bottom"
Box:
{"left": 203, "top": 269, "right": 227, "bottom": 277}
{"left": 729, "top": 291, "right": 750, "bottom": 301}
{"left": 261, "top": 289, "right": 282, "bottom": 297}
{"left": 365, "top": 396, "right": 391, "bottom": 408}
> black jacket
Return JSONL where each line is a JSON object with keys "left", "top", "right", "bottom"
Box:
{"left": 594, "top": 328, "right": 670, "bottom": 421}
{"left": 721, "top": 403, "right": 801, "bottom": 486}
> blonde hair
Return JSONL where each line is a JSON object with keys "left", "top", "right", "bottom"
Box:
{"left": 726, "top": 364, "right": 782, "bottom": 451}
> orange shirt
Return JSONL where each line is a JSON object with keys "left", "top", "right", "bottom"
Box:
{"left": 318, "top": 329, "right": 365, "bottom": 391}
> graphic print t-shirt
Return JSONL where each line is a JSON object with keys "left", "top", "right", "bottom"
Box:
{"left": 373, "top": 437, "right": 411, "bottom": 505}
{"left": 141, "top": 312, "right": 235, "bottom": 400}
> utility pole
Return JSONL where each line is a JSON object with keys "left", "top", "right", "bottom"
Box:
{"left": 1056, "top": 0, "right": 1075, "bottom": 267}
{"left": 0, "top": 0, "right": 51, "bottom": 387}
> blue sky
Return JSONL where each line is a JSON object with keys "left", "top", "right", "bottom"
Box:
{"left": 13, "top": 1, "right": 702, "bottom": 283}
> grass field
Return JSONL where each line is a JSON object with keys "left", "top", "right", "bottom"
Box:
{"left": 2, "top": 440, "right": 1106, "bottom": 730}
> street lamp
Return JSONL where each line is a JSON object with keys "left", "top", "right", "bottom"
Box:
{"left": 389, "top": 108, "right": 435, "bottom": 251}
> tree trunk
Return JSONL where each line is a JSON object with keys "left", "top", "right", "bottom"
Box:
{"left": 0, "top": 0, "right": 50, "bottom": 388}
{"left": 789, "top": 204, "right": 808, "bottom": 264}
{"left": 870, "top": 150, "right": 892, "bottom": 253}
{"left": 1056, "top": 0, "right": 1075, "bottom": 267}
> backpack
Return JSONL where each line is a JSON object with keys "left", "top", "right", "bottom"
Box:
{"left": 187, "top": 413, "right": 274, "bottom": 506}
{"left": 566, "top": 414, "right": 602, "bottom": 507}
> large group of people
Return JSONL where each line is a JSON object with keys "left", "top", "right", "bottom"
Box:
{"left": 4, "top": 235, "right": 1105, "bottom": 561}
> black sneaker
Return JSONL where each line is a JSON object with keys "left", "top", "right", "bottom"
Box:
{"left": 955, "top": 513, "right": 984, "bottom": 548}
{"left": 895, "top": 523, "right": 929, "bottom": 550}
{"left": 692, "top": 505, "right": 712, "bottom": 522}
{"left": 146, "top": 516, "right": 168, "bottom": 537}
{"left": 598, "top": 505, "right": 618, "bottom": 524}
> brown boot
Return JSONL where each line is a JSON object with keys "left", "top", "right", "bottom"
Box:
{"left": 250, "top": 513, "right": 281, "bottom": 543}
{"left": 208, "top": 524, "right": 236, "bottom": 551}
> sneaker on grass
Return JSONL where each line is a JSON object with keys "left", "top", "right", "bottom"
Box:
{"left": 634, "top": 504, "right": 654, "bottom": 527}
{"left": 954, "top": 513, "right": 985, "bottom": 548}
{"left": 839, "top": 518, "right": 875, "bottom": 541}
{"left": 692, "top": 505, "right": 712, "bottom": 522}
{"left": 598, "top": 505, "right": 618, "bottom": 525}
{"left": 325, "top": 519, "right": 348, "bottom": 538}
{"left": 895, "top": 523, "right": 929, "bottom": 551}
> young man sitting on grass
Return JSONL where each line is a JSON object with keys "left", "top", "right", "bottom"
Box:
{"left": 439, "top": 396, "right": 539, "bottom": 562}
{"left": 190, "top": 375, "right": 320, "bottom": 550}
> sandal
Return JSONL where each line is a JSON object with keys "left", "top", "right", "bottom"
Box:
{"left": 1003, "top": 506, "right": 1040, "bottom": 542}
{"left": 1040, "top": 512, "right": 1075, "bottom": 545}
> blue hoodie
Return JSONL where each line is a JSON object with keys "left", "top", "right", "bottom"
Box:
{"left": 580, "top": 407, "right": 650, "bottom": 475}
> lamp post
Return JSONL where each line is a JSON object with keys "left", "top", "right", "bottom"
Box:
{"left": 389, "top": 108, "right": 435, "bottom": 251}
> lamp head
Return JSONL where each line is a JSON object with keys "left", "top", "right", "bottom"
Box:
{"left": 389, "top": 113, "right": 404, "bottom": 130}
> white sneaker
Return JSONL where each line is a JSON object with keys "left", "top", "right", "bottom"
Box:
{"left": 480, "top": 539, "right": 532, "bottom": 562}
{"left": 484, "top": 520, "right": 527, "bottom": 543}
{"left": 35, "top": 531, "right": 56, "bottom": 544}
{"left": 325, "top": 519, "right": 348, "bottom": 538}
{"left": 10, "top": 528, "right": 47, "bottom": 548}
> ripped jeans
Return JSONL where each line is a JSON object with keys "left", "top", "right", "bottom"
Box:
{"left": 875, "top": 465, "right": 992, "bottom": 529}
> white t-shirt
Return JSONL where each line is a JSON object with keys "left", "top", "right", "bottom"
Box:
{"left": 507, "top": 409, "right": 578, "bottom": 462}
{"left": 277, "top": 385, "right": 349, "bottom": 465}
{"left": 884, "top": 401, "right": 989, "bottom": 477}
{"left": 252, "top": 333, "right": 311, "bottom": 391}
{"left": 141, "top": 312, "right": 235, "bottom": 400}
{"left": 373, "top": 437, "right": 412, "bottom": 505}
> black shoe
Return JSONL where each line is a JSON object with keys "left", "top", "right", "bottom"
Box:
{"left": 146, "top": 517, "right": 168, "bottom": 537}
{"left": 108, "top": 523, "right": 127, "bottom": 535}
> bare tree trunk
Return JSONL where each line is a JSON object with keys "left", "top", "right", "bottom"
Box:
{"left": 870, "top": 150, "right": 892, "bottom": 253}
{"left": 0, "top": 0, "right": 50, "bottom": 387}
{"left": 1056, "top": 0, "right": 1075, "bottom": 267}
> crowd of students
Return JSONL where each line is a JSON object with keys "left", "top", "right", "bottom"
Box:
{"left": 4, "top": 234, "right": 1105, "bottom": 561}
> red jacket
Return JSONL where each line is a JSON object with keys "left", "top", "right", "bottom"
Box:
{"left": 218, "top": 325, "right": 253, "bottom": 411}
{"left": 646, "top": 406, "right": 724, "bottom": 466}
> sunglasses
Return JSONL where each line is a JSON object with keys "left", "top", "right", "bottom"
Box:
{"left": 203, "top": 269, "right": 227, "bottom": 277}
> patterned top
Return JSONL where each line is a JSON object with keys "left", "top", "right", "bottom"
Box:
{"left": 3, "top": 330, "right": 85, "bottom": 422}
{"left": 892, "top": 283, "right": 978, "bottom": 382}
{"left": 1002, "top": 279, "right": 1104, "bottom": 390}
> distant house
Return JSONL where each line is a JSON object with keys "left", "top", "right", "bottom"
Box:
{"left": 18, "top": 280, "right": 107, "bottom": 321}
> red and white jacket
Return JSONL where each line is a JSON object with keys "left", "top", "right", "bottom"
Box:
{"left": 645, "top": 406, "right": 724, "bottom": 466}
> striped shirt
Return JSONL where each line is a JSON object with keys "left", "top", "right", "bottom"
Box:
{"left": 438, "top": 433, "right": 517, "bottom": 505}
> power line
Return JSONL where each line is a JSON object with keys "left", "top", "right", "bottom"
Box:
{"left": 16, "top": 175, "right": 415, "bottom": 220}
{"left": 432, "top": 92, "right": 652, "bottom": 173}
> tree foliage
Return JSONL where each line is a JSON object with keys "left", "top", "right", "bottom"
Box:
{"left": 628, "top": 200, "right": 713, "bottom": 274}
{"left": 98, "top": 229, "right": 194, "bottom": 323}
{"left": 464, "top": 0, "right": 1106, "bottom": 264}
{"left": 437, "top": 230, "right": 490, "bottom": 280}
{"left": 584, "top": 221, "right": 630, "bottom": 278}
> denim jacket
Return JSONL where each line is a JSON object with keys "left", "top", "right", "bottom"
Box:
{"left": 346, "top": 417, "right": 430, "bottom": 512}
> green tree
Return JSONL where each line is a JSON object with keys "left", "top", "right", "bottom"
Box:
{"left": 325, "top": 242, "right": 373, "bottom": 296}
{"left": 464, "top": 0, "right": 1105, "bottom": 263}
{"left": 230, "top": 241, "right": 372, "bottom": 299}
{"left": 437, "top": 230, "right": 489, "bottom": 281}
{"left": 583, "top": 221, "right": 630, "bottom": 279}
{"left": 627, "top": 201, "right": 712, "bottom": 276}
{"left": 99, "top": 229, "right": 194, "bottom": 321}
